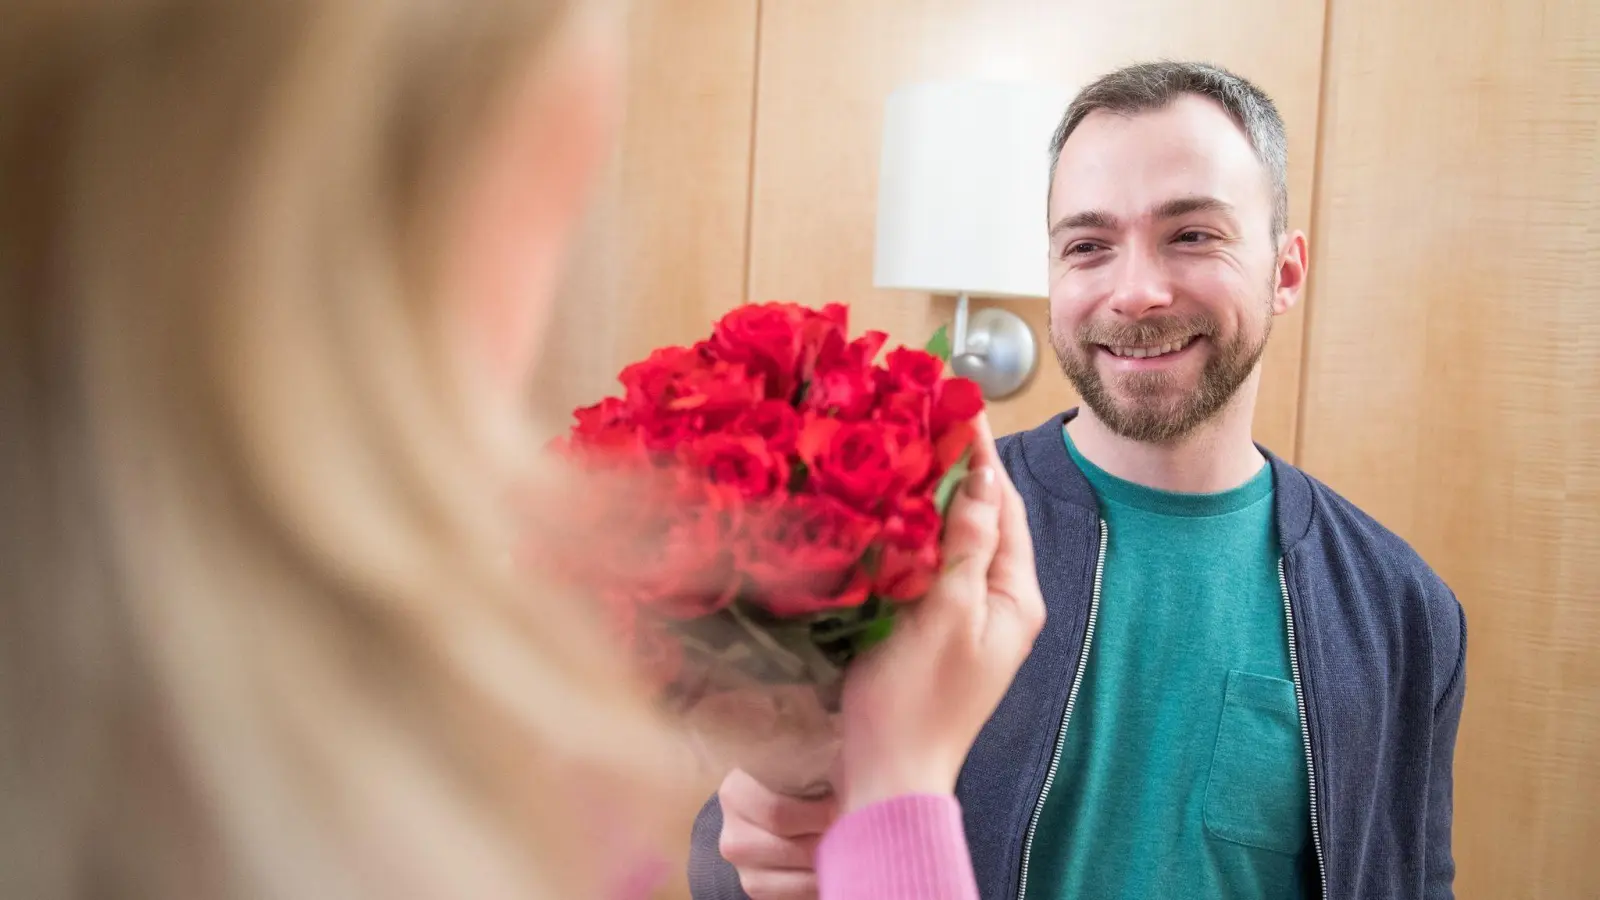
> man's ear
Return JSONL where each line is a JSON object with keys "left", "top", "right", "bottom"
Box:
{"left": 1272, "top": 229, "right": 1309, "bottom": 316}
{"left": 442, "top": 14, "right": 623, "bottom": 398}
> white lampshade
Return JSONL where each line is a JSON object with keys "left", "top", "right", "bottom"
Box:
{"left": 872, "top": 80, "right": 1071, "bottom": 300}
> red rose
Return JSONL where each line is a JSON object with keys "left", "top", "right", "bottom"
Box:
{"left": 562, "top": 396, "right": 644, "bottom": 460}
{"left": 798, "top": 415, "right": 933, "bottom": 513}
{"left": 796, "top": 303, "right": 852, "bottom": 376}
{"left": 620, "top": 345, "right": 698, "bottom": 406}
{"left": 615, "top": 347, "right": 766, "bottom": 454}
{"left": 803, "top": 359, "right": 878, "bottom": 420}
{"left": 741, "top": 492, "right": 879, "bottom": 617}
{"left": 684, "top": 432, "right": 786, "bottom": 500}
{"left": 708, "top": 303, "right": 809, "bottom": 402}
{"left": 733, "top": 399, "right": 803, "bottom": 456}
{"left": 874, "top": 388, "right": 930, "bottom": 435}
{"left": 883, "top": 347, "right": 945, "bottom": 395}
{"left": 676, "top": 362, "right": 765, "bottom": 421}
{"left": 846, "top": 330, "right": 889, "bottom": 367}
{"left": 873, "top": 495, "right": 943, "bottom": 601}
{"left": 608, "top": 477, "right": 743, "bottom": 619}
{"left": 808, "top": 319, "right": 884, "bottom": 371}
{"left": 929, "top": 376, "right": 983, "bottom": 468}
{"left": 559, "top": 302, "right": 989, "bottom": 649}
{"left": 573, "top": 395, "right": 631, "bottom": 434}
{"left": 637, "top": 414, "right": 703, "bottom": 454}
{"left": 933, "top": 426, "right": 974, "bottom": 471}
{"left": 885, "top": 422, "right": 935, "bottom": 492}
{"left": 805, "top": 303, "right": 850, "bottom": 335}
{"left": 930, "top": 376, "right": 983, "bottom": 435}
{"left": 803, "top": 327, "right": 887, "bottom": 421}
{"left": 622, "top": 345, "right": 763, "bottom": 428}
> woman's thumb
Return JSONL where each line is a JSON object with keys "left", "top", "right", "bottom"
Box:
{"left": 936, "top": 464, "right": 1002, "bottom": 605}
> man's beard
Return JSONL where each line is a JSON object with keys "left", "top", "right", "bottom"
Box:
{"left": 1052, "top": 300, "right": 1272, "bottom": 445}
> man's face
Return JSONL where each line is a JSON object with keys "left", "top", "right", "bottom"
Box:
{"left": 1047, "top": 95, "right": 1291, "bottom": 444}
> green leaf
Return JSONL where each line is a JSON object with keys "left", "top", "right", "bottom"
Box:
{"left": 854, "top": 615, "right": 895, "bottom": 651}
{"left": 833, "top": 595, "right": 897, "bottom": 656}
{"left": 811, "top": 614, "right": 873, "bottom": 645}
{"left": 933, "top": 448, "right": 974, "bottom": 515}
{"left": 788, "top": 459, "right": 809, "bottom": 492}
{"left": 925, "top": 324, "right": 952, "bottom": 363}
{"left": 859, "top": 546, "right": 881, "bottom": 577}
{"left": 807, "top": 596, "right": 873, "bottom": 642}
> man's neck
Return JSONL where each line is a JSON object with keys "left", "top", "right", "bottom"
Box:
{"left": 1066, "top": 397, "right": 1266, "bottom": 495}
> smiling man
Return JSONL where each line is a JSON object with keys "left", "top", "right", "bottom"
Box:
{"left": 1020, "top": 63, "right": 1464, "bottom": 900}
{"left": 689, "top": 62, "right": 1466, "bottom": 900}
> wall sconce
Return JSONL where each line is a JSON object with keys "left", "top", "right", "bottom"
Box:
{"left": 871, "top": 80, "right": 1069, "bottom": 399}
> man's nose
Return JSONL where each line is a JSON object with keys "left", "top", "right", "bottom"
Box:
{"left": 1105, "top": 246, "right": 1176, "bottom": 319}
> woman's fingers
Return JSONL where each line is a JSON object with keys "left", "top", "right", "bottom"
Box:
{"left": 969, "top": 412, "right": 1001, "bottom": 473}
{"left": 965, "top": 412, "right": 1043, "bottom": 644}
{"left": 931, "top": 460, "right": 1002, "bottom": 615}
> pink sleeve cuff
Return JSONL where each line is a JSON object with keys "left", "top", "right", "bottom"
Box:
{"left": 816, "top": 794, "right": 979, "bottom": 900}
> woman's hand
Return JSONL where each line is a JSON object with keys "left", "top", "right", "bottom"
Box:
{"left": 834, "top": 413, "right": 1046, "bottom": 813}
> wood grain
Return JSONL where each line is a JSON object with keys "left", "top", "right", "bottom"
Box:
{"left": 1301, "top": 0, "right": 1600, "bottom": 895}
{"left": 744, "top": 0, "right": 1327, "bottom": 445}
{"left": 537, "top": 0, "right": 760, "bottom": 417}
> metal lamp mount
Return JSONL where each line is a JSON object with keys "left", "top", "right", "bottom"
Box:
{"left": 949, "top": 293, "right": 1038, "bottom": 400}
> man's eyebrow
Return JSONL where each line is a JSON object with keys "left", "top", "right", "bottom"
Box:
{"left": 1049, "top": 209, "right": 1119, "bottom": 239}
{"left": 1049, "top": 196, "right": 1238, "bottom": 240}
{"left": 1153, "top": 195, "right": 1237, "bottom": 221}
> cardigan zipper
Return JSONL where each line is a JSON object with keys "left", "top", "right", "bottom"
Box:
{"left": 1280, "top": 557, "right": 1329, "bottom": 899}
{"left": 1015, "top": 518, "right": 1107, "bottom": 900}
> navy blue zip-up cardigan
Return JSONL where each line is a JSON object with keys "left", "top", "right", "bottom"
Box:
{"left": 688, "top": 412, "right": 1467, "bottom": 900}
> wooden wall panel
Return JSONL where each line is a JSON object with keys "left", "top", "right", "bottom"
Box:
{"left": 745, "top": 0, "right": 1326, "bottom": 445}
{"left": 540, "top": 2, "right": 1599, "bottom": 893}
{"left": 1301, "top": 0, "right": 1600, "bottom": 895}
{"left": 537, "top": 0, "right": 759, "bottom": 416}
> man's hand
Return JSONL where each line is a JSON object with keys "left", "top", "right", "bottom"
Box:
{"left": 717, "top": 768, "right": 838, "bottom": 900}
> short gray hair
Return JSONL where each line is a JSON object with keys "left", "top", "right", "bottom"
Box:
{"left": 1049, "top": 61, "right": 1289, "bottom": 237}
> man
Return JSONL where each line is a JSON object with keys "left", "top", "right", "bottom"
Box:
{"left": 688, "top": 61, "right": 1466, "bottom": 900}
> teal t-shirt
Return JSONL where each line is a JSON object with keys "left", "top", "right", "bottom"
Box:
{"left": 1026, "top": 428, "right": 1311, "bottom": 900}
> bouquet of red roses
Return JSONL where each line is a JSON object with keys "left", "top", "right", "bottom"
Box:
{"left": 552, "top": 301, "right": 982, "bottom": 790}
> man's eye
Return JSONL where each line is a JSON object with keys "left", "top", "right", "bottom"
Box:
{"left": 1063, "top": 241, "right": 1101, "bottom": 257}
{"left": 1176, "top": 231, "right": 1211, "bottom": 244}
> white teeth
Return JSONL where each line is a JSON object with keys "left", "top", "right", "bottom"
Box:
{"left": 1108, "top": 337, "right": 1192, "bottom": 358}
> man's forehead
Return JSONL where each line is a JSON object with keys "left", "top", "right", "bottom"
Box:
{"left": 1064, "top": 95, "right": 1257, "bottom": 159}
{"left": 1049, "top": 97, "right": 1267, "bottom": 218}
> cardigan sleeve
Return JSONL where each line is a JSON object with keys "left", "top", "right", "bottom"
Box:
{"left": 815, "top": 794, "right": 979, "bottom": 900}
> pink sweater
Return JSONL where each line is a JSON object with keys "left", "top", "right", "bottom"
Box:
{"left": 619, "top": 794, "right": 978, "bottom": 899}
{"left": 816, "top": 794, "right": 979, "bottom": 900}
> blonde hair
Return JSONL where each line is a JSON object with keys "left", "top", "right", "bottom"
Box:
{"left": 0, "top": 1, "right": 695, "bottom": 897}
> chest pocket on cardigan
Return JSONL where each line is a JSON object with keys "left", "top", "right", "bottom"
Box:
{"left": 1203, "top": 669, "right": 1311, "bottom": 856}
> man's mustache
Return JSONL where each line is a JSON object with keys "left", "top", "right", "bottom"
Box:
{"left": 1076, "top": 315, "right": 1218, "bottom": 347}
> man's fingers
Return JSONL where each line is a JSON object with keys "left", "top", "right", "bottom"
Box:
{"left": 719, "top": 825, "right": 821, "bottom": 870}
{"left": 718, "top": 769, "right": 828, "bottom": 900}
{"left": 737, "top": 868, "right": 818, "bottom": 900}
{"left": 720, "top": 768, "right": 838, "bottom": 837}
